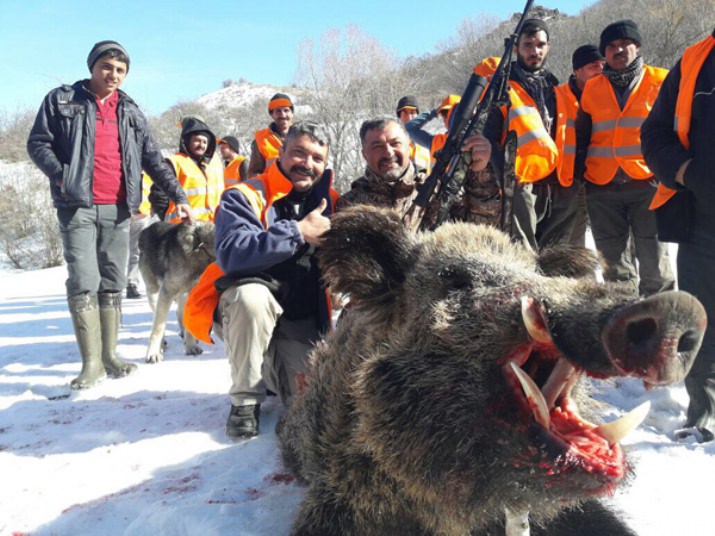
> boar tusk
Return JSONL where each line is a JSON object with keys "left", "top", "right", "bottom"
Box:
{"left": 510, "top": 362, "right": 550, "bottom": 428}
{"left": 592, "top": 401, "right": 651, "bottom": 446}
{"left": 541, "top": 358, "right": 576, "bottom": 409}
{"left": 521, "top": 296, "right": 552, "bottom": 344}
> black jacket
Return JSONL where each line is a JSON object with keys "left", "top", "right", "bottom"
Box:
{"left": 27, "top": 80, "right": 189, "bottom": 211}
{"left": 641, "top": 46, "right": 715, "bottom": 201}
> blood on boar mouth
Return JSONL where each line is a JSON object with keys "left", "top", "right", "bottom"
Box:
{"left": 499, "top": 296, "right": 650, "bottom": 480}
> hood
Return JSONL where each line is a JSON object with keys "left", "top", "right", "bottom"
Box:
{"left": 178, "top": 116, "right": 217, "bottom": 165}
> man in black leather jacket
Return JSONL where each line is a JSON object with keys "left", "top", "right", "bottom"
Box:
{"left": 27, "top": 40, "right": 194, "bottom": 390}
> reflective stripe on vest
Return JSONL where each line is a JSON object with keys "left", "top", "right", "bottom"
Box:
{"left": 502, "top": 82, "right": 559, "bottom": 183}
{"left": 139, "top": 172, "right": 153, "bottom": 216}
{"left": 410, "top": 142, "right": 432, "bottom": 173}
{"left": 165, "top": 153, "right": 225, "bottom": 223}
{"left": 581, "top": 65, "right": 668, "bottom": 185}
{"left": 651, "top": 34, "right": 715, "bottom": 210}
{"left": 553, "top": 83, "right": 579, "bottom": 186}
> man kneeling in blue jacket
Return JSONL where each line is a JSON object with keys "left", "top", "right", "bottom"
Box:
{"left": 185, "top": 122, "right": 338, "bottom": 439}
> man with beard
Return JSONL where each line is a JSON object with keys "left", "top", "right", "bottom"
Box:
{"left": 247, "top": 92, "right": 295, "bottom": 178}
{"left": 576, "top": 20, "right": 674, "bottom": 296}
{"left": 183, "top": 122, "right": 339, "bottom": 439}
{"left": 337, "top": 117, "right": 491, "bottom": 231}
{"left": 482, "top": 18, "right": 580, "bottom": 251}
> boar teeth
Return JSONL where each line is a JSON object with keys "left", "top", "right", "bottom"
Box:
{"left": 592, "top": 401, "right": 651, "bottom": 446}
{"left": 510, "top": 362, "right": 550, "bottom": 428}
{"left": 541, "top": 358, "right": 576, "bottom": 408}
{"left": 521, "top": 296, "right": 552, "bottom": 344}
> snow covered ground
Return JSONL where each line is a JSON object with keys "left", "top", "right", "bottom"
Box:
{"left": 1, "top": 264, "right": 714, "bottom": 535}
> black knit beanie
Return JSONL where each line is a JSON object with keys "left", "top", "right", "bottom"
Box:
{"left": 520, "top": 18, "right": 549, "bottom": 40}
{"left": 396, "top": 95, "right": 420, "bottom": 115}
{"left": 599, "top": 20, "right": 642, "bottom": 56}
{"left": 218, "top": 135, "right": 240, "bottom": 154}
{"left": 87, "top": 40, "right": 130, "bottom": 72}
{"left": 572, "top": 44, "right": 604, "bottom": 70}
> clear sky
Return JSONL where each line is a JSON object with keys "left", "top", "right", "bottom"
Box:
{"left": 0, "top": 0, "right": 595, "bottom": 117}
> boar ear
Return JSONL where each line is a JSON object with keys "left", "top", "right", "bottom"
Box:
{"left": 318, "top": 205, "right": 418, "bottom": 305}
{"left": 537, "top": 244, "right": 603, "bottom": 279}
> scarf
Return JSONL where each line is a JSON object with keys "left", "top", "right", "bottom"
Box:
{"left": 603, "top": 55, "right": 643, "bottom": 88}
{"left": 511, "top": 63, "right": 559, "bottom": 131}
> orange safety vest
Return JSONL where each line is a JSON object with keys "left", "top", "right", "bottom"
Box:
{"left": 223, "top": 155, "right": 247, "bottom": 188}
{"left": 650, "top": 34, "right": 715, "bottom": 209}
{"left": 254, "top": 128, "right": 283, "bottom": 168}
{"left": 165, "top": 153, "right": 225, "bottom": 223}
{"left": 430, "top": 132, "right": 447, "bottom": 163}
{"left": 501, "top": 81, "right": 559, "bottom": 183}
{"left": 553, "top": 83, "right": 579, "bottom": 186}
{"left": 580, "top": 65, "right": 668, "bottom": 185}
{"left": 183, "top": 164, "right": 340, "bottom": 344}
{"left": 410, "top": 141, "right": 432, "bottom": 172}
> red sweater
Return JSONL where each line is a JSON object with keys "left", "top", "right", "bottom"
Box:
{"left": 93, "top": 91, "right": 126, "bottom": 204}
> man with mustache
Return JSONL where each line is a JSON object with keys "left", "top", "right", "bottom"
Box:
{"left": 163, "top": 115, "right": 225, "bottom": 223}
{"left": 247, "top": 92, "right": 295, "bottom": 178}
{"left": 482, "top": 19, "right": 581, "bottom": 251}
{"left": 183, "top": 122, "right": 339, "bottom": 439}
{"left": 336, "top": 117, "right": 491, "bottom": 230}
{"left": 576, "top": 20, "right": 675, "bottom": 296}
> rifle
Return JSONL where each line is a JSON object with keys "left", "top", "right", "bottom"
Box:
{"left": 410, "top": 0, "right": 534, "bottom": 231}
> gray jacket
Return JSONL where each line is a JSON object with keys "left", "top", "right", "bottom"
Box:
{"left": 27, "top": 80, "right": 188, "bottom": 211}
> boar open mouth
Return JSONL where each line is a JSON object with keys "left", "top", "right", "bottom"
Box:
{"left": 499, "top": 296, "right": 649, "bottom": 484}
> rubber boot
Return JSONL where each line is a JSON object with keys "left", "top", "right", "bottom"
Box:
{"left": 68, "top": 294, "right": 107, "bottom": 390}
{"left": 98, "top": 292, "right": 138, "bottom": 378}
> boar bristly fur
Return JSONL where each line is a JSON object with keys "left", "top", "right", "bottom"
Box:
{"left": 278, "top": 206, "right": 705, "bottom": 536}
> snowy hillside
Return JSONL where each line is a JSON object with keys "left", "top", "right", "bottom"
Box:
{"left": 194, "top": 81, "right": 313, "bottom": 117}
{"left": 1, "top": 265, "right": 715, "bottom": 535}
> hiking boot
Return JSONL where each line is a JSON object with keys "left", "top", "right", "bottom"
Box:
{"left": 126, "top": 284, "right": 141, "bottom": 299}
{"left": 226, "top": 404, "right": 260, "bottom": 439}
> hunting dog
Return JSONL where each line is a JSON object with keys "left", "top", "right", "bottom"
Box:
{"left": 139, "top": 221, "right": 216, "bottom": 363}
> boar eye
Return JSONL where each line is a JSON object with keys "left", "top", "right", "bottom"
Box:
{"left": 439, "top": 266, "right": 473, "bottom": 291}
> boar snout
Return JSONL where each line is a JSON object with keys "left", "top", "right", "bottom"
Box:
{"left": 602, "top": 290, "right": 706, "bottom": 385}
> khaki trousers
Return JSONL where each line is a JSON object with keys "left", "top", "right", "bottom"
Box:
{"left": 216, "top": 283, "right": 314, "bottom": 407}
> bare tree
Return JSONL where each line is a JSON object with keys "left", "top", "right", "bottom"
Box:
{"left": 295, "top": 25, "right": 409, "bottom": 192}
{"left": 0, "top": 164, "right": 62, "bottom": 269}
{"left": 0, "top": 107, "right": 37, "bottom": 163}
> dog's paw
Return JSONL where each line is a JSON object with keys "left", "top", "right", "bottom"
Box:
{"left": 145, "top": 351, "right": 164, "bottom": 364}
{"left": 184, "top": 344, "right": 203, "bottom": 356}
